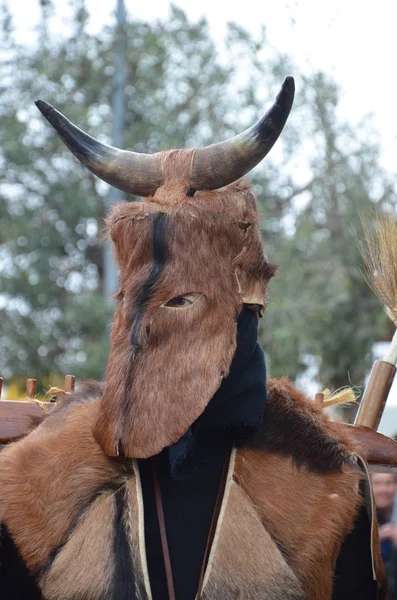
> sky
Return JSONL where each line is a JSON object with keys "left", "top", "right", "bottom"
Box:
{"left": 7, "top": 0, "right": 397, "bottom": 418}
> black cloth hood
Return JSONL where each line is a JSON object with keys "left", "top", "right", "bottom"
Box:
{"left": 168, "top": 307, "right": 267, "bottom": 479}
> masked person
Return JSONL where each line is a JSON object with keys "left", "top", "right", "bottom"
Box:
{"left": 372, "top": 472, "right": 397, "bottom": 598}
{"left": 0, "top": 78, "right": 387, "bottom": 599}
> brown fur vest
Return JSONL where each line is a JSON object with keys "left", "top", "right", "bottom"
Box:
{"left": 0, "top": 378, "right": 386, "bottom": 599}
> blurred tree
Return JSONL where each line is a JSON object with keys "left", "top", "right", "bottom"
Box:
{"left": 0, "top": 1, "right": 395, "bottom": 396}
{"left": 261, "top": 72, "right": 396, "bottom": 394}
{"left": 221, "top": 26, "right": 397, "bottom": 392}
{"left": 0, "top": 1, "right": 287, "bottom": 388}
{"left": 0, "top": 0, "right": 111, "bottom": 388}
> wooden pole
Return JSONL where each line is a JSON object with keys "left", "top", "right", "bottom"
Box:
{"left": 354, "top": 361, "right": 396, "bottom": 430}
{"left": 26, "top": 379, "right": 37, "bottom": 399}
{"left": 104, "top": 0, "right": 126, "bottom": 302}
{"left": 354, "top": 328, "right": 397, "bottom": 430}
{"left": 64, "top": 375, "right": 75, "bottom": 393}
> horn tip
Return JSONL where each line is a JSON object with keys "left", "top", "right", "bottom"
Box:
{"left": 34, "top": 100, "right": 53, "bottom": 117}
{"left": 283, "top": 76, "right": 295, "bottom": 94}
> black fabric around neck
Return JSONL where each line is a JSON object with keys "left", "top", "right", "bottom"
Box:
{"left": 139, "top": 431, "right": 231, "bottom": 600}
{"left": 168, "top": 306, "right": 267, "bottom": 480}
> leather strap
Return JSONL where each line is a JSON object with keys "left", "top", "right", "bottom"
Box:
{"left": 151, "top": 457, "right": 176, "bottom": 600}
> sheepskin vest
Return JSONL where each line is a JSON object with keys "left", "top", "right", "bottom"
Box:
{"left": 0, "top": 379, "right": 386, "bottom": 600}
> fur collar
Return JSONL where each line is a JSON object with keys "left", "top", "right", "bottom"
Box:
{"left": 0, "top": 378, "right": 383, "bottom": 599}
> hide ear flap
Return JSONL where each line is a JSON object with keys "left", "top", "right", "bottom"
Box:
{"left": 234, "top": 260, "right": 276, "bottom": 317}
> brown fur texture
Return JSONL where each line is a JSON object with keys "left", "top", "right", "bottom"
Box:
{"left": 39, "top": 491, "right": 116, "bottom": 599}
{"left": 202, "top": 479, "right": 305, "bottom": 600}
{"left": 203, "top": 380, "right": 364, "bottom": 600}
{"left": 0, "top": 378, "right": 386, "bottom": 599}
{"left": 94, "top": 176, "right": 275, "bottom": 458}
{"left": 0, "top": 382, "right": 129, "bottom": 573}
{"left": 250, "top": 378, "right": 358, "bottom": 472}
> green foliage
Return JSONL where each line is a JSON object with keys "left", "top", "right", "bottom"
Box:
{"left": 0, "top": 2, "right": 284, "bottom": 384}
{"left": 0, "top": 1, "right": 395, "bottom": 394}
{"left": 260, "top": 72, "right": 396, "bottom": 390}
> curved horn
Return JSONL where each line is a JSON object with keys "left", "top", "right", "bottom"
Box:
{"left": 190, "top": 76, "right": 295, "bottom": 190}
{"left": 36, "top": 76, "right": 294, "bottom": 196}
{"left": 35, "top": 101, "right": 162, "bottom": 197}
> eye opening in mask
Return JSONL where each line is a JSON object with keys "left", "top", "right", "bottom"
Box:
{"left": 162, "top": 292, "right": 202, "bottom": 309}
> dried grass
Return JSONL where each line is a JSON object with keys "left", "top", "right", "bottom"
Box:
{"left": 322, "top": 387, "right": 358, "bottom": 407}
{"left": 359, "top": 215, "right": 397, "bottom": 326}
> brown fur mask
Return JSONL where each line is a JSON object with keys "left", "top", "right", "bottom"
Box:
{"left": 35, "top": 79, "right": 295, "bottom": 457}
{"left": 93, "top": 150, "right": 276, "bottom": 457}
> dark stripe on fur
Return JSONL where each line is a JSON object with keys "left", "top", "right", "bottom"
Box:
{"left": 117, "top": 213, "right": 168, "bottom": 456}
{"left": 130, "top": 212, "right": 169, "bottom": 350}
{"left": 246, "top": 380, "right": 354, "bottom": 473}
{"left": 123, "top": 212, "right": 168, "bottom": 407}
{"left": 34, "top": 479, "right": 126, "bottom": 580}
{"left": 111, "top": 485, "right": 137, "bottom": 599}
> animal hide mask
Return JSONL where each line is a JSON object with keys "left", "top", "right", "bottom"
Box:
{"left": 36, "top": 78, "right": 295, "bottom": 457}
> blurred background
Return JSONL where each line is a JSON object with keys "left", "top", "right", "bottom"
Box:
{"left": 1, "top": 0, "right": 397, "bottom": 430}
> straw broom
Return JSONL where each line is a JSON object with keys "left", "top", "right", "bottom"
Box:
{"left": 355, "top": 216, "right": 397, "bottom": 429}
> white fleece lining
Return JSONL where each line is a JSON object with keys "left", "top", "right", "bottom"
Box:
{"left": 200, "top": 446, "right": 237, "bottom": 595}
{"left": 133, "top": 459, "right": 153, "bottom": 600}
{"left": 355, "top": 454, "right": 377, "bottom": 581}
